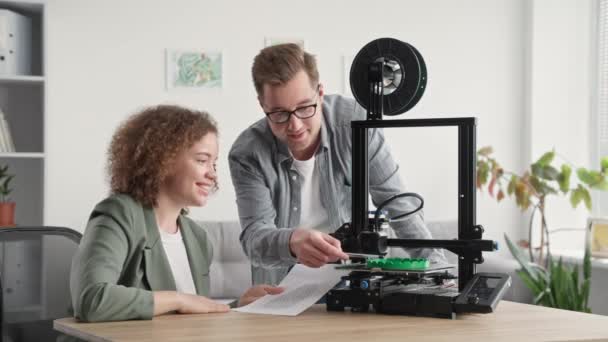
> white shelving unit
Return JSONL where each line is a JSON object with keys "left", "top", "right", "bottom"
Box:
{"left": 0, "top": 0, "right": 44, "bottom": 227}
{"left": 0, "top": 0, "right": 49, "bottom": 324}
{"left": 0, "top": 75, "right": 44, "bottom": 85}
{"left": 0, "top": 1, "right": 76, "bottom": 330}
{"left": 0, "top": 152, "right": 44, "bottom": 158}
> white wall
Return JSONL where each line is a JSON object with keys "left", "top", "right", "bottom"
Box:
{"left": 43, "top": 0, "right": 608, "bottom": 315}
{"left": 529, "top": 0, "right": 593, "bottom": 251}
{"left": 45, "top": 0, "right": 530, "bottom": 253}
{"left": 527, "top": 0, "right": 608, "bottom": 315}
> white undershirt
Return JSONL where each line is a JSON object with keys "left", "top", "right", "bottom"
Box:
{"left": 159, "top": 227, "right": 197, "bottom": 294}
{"left": 292, "top": 156, "right": 330, "bottom": 233}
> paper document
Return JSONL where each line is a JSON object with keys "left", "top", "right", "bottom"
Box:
{"left": 233, "top": 264, "right": 349, "bottom": 316}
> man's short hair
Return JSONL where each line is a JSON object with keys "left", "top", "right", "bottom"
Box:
{"left": 252, "top": 43, "right": 319, "bottom": 97}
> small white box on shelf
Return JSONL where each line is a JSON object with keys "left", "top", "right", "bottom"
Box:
{"left": 0, "top": 108, "right": 14, "bottom": 152}
{"left": 0, "top": 9, "right": 31, "bottom": 75}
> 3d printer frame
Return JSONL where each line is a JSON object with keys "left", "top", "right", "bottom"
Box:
{"left": 350, "top": 117, "right": 495, "bottom": 291}
{"left": 335, "top": 38, "right": 497, "bottom": 291}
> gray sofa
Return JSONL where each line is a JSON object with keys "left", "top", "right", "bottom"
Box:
{"left": 198, "top": 220, "right": 533, "bottom": 303}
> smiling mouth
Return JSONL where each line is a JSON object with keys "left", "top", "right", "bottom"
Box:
{"left": 196, "top": 183, "right": 211, "bottom": 195}
{"left": 288, "top": 130, "right": 306, "bottom": 140}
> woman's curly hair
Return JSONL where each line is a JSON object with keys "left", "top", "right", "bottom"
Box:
{"left": 108, "top": 104, "right": 218, "bottom": 207}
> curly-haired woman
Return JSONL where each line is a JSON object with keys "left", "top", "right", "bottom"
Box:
{"left": 70, "top": 105, "right": 282, "bottom": 322}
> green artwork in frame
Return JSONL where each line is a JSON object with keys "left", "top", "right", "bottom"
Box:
{"left": 166, "top": 49, "right": 223, "bottom": 89}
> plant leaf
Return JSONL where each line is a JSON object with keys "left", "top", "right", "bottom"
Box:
{"left": 478, "top": 146, "right": 493, "bottom": 157}
{"left": 529, "top": 176, "right": 542, "bottom": 194}
{"left": 536, "top": 151, "right": 555, "bottom": 167}
{"left": 558, "top": 164, "right": 572, "bottom": 193}
{"left": 5, "top": 175, "right": 13, "bottom": 189}
{"left": 532, "top": 287, "right": 547, "bottom": 305}
{"left": 530, "top": 176, "right": 557, "bottom": 196}
{"left": 521, "top": 192, "right": 531, "bottom": 210}
{"left": 507, "top": 175, "right": 517, "bottom": 195}
{"left": 531, "top": 163, "right": 543, "bottom": 178}
{"left": 497, "top": 189, "right": 505, "bottom": 201}
{"left": 570, "top": 188, "right": 583, "bottom": 208}
{"left": 2, "top": 175, "right": 13, "bottom": 191}
{"left": 577, "top": 168, "right": 602, "bottom": 186}
{"left": 542, "top": 166, "right": 560, "bottom": 180}
{"left": 581, "top": 279, "right": 591, "bottom": 312}
{"left": 504, "top": 234, "right": 540, "bottom": 280}
{"left": 514, "top": 181, "right": 524, "bottom": 207}
{"left": 602, "top": 156, "right": 608, "bottom": 172}
{"left": 583, "top": 235, "right": 592, "bottom": 280}
{"left": 593, "top": 179, "right": 608, "bottom": 191}
{"left": 577, "top": 168, "right": 592, "bottom": 185}
{"left": 541, "top": 182, "right": 558, "bottom": 195}
{"left": 571, "top": 264, "right": 580, "bottom": 309}
{"left": 488, "top": 173, "right": 497, "bottom": 197}
{"left": 590, "top": 170, "right": 603, "bottom": 185}
{"left": 551, "top": 257, "right": 568, "bottom": 309}
{"left": 517, "top": 269, "right": 545, "bottom": 296}
{"left": 478, "top": 161, "right": 490, "bottom": 187}
{"left": 579, "top": 186, "right": 592, "bottom": 210}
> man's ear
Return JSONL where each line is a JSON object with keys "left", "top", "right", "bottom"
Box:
{"left": 318, "top": 83, "right": 325, "bottom": 99}
{"left": 257, "top": 94, "right": 264, "bottom": 110}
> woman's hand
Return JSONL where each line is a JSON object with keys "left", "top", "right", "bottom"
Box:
{"left": 153, "top": 291, "right": 229, "bottom": 316}
{"left": 238, "top": 285, "right": 284, "bottom": 307}
{"left": 176, "top": 293, "right": 230, "bottom": 314}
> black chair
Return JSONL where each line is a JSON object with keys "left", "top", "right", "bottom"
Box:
{"left": 0, "top": 227, "right": 82, "bottom": 342}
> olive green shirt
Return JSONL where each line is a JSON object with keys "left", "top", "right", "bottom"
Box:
{"left": 70, "top": 194, "right": 212, "bottom": 322}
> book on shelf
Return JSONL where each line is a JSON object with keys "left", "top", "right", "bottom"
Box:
{"left": 0, "top": 108, "right": 15, "bottom": 152}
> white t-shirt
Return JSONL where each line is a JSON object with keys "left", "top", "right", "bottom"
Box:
{"left": 159, "top": 227, "right": 197, "bottom": 295}
{"left": 292, "top": 156, "right": 330, "bottom": 232}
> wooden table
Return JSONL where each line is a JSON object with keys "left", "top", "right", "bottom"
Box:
{"left": 55, "top": 301, "right": 608, "bottom": 342}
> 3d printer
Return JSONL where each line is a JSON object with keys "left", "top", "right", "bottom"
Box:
{"left": 327, "top": 38, "right": 511, "bottom": 319}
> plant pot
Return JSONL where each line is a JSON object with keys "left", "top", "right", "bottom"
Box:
{"left": 0, "top": 202, "right": 16, "bottom": 227}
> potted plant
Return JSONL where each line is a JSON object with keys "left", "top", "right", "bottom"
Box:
{"left": 476, "top": 147, "right": 607, "bottom": 312}
{"left": 0, "top": 164, "right": 15, "bottom": 227}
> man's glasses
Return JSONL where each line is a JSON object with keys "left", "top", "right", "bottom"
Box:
{"left": 265, "top": 88, "right": 320, "bottom": 124}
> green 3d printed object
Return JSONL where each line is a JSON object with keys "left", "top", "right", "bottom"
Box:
{"left": 367, "top": 258, "right": 430, "bottom": 271}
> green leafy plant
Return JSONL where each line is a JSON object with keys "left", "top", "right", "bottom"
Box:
{"left": 477, "top": 146, "right": 606, "bottom": 312}
{"left": 0, "top": 164, "right": 14, "bottom": 202}
{"left": 504, "top": 233, "right": 591, "bottom": 312}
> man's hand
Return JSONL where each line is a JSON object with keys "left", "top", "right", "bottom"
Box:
{"left": 289, "top": 228, "right": 349, "bottom": 267}
{"left": 238, "top": 285, "right": 284, "bottom": 307}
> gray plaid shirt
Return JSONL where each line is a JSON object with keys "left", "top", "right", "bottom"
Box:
{"left": 229, "top": 94, "right": 446, "bottom": 285}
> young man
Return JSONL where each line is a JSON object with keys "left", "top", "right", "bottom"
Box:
{"left": 229, "top": 44, "right": 446, "bottom": 285}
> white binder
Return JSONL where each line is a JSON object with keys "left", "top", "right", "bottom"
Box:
{"left": 0, "top": 9, "right": 31, "bottom": 75}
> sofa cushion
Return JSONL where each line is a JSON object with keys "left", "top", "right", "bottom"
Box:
{"left": 196, "top": 221, "right": 252, "bottom": 299}
{"left": 197, "top": 219, "right": 532, "bottom": 304}
{"left": 385, "top": 221, "right": 459, "bottom": 265}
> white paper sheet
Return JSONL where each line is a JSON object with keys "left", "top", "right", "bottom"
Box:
{"left": 233, "top": 264, "right": 349, "bottom": 316}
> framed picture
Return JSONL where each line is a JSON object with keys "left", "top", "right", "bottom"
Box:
{"left": 588, "top": 217, "right": 608, "bottom": 258}
{"left": 264, "top": 37, "right": 305, "bottom": 49}
{"left": 166, "top": 49, "right": 223, "bottom": 90}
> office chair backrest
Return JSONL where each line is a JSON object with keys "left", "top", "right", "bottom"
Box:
{"left": 0, "top": 227, "right": 82, "bottom": 342}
